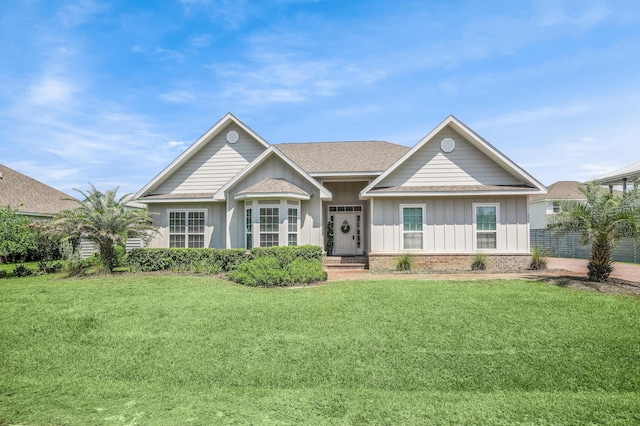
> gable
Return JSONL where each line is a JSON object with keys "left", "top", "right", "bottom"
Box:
{"left": 379, "top": 126, "right": 524, "bottom": 188}
{"left": 135, "top": 113, "right": 270, "bottom": 200}
{"left": 153, "top": 123, "right": 265, "bottom": 195}
{"left": 361, "top": 115, "right": 546, "bottom": 198}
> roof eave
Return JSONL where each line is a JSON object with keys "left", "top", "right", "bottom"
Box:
{"left": 234, "top": 192, "right": 311, "bottom": 201}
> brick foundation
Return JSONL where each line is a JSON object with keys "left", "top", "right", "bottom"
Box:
{"left": 368, "top": 253, "right": 531, "bottom": 273}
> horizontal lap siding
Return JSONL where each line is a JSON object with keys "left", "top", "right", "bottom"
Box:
{"left": 155, "top": 124, "right": 265, "bottom": 195}
{"left": 371, "top": 196, "right": 529, "bottom": 253}
{"left": 381, "top": 128, "right": 523, "bottom": 187}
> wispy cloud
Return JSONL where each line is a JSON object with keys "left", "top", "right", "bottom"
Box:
{"left": 160, "top": 90, "right": 196, "bottom": 103}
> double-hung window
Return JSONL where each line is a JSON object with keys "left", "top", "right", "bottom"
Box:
{"left": 245, "top": 203, "right": 253, "bottom": 249}
{"left": 401, "top": 204, "right": 425, "bottom": 250}
{"left": 474, "top": 203, "right": 499, "bottom": 250}
{"left": 260, "top": 207, "right": 279, "bottom": 247}
{"left": 169, "top": 210, "right": 206, "bottom": 248}
{"left": 288, "top": 207, "right": 298, "bottom": 246}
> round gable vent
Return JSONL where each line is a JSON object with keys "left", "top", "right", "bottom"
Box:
{"left": 226, "top": 130, "right": 239, "bottom": 144}
{"left": 440, "top": 137, "right": 455, "bottom": 153}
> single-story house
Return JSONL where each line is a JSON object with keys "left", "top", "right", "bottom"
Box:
{"left": 134, "top": 114, "right": 546, "bottom": 271}
{"left": 0, "top": 164, "right": 78, "bottom": 220}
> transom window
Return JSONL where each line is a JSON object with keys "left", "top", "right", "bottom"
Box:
{"left": 474, "top": 204, "right": 499, "bottom": 250}
{"left": 401, "top": 204, "right": 425, "bottom": 250}
{"left": 169, "top": 210, "right": 206, "bottom": 248}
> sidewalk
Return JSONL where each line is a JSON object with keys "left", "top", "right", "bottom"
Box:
{"left": 326, "top": 258, "right": 640, "bottom": 284}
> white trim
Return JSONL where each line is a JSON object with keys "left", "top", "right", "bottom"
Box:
{"left": 400, "top": 204, "right": 426, "bottom": 251}
{"left": 472, "top": 203, "right": 500, "bottom": 251}
{"left": 360, "top": 115, "right": 547, "bottom": 198}
{"left": 234, "top": 191, "right": 310, "bottom": 201}
{"left": 135, "top": 113, "right": 270, "bottom": 200}
{"left": 167, "top": 208, "right": 208, "bottom": 248}
{"left": 138, "top": 197, "right": 217, "bottom": 203}
{"left": 212, "top": 147, "right": 332, "bottom": 201}
{"left": 363, "top": 189, "right": 542, "bottom": 197}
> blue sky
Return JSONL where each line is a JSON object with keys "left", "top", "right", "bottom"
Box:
{"left": 1, "top": 0, "right": 640, "bottom": 196}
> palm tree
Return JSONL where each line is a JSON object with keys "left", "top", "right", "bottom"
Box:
{"left": 547, "top": 183, "right": 640, "bottom": 282}
{"left": 50, "top": 185, "right": 156, "bottom": 274}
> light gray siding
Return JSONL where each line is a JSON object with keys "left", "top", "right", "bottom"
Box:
{"left": 225, "top": 155, "right": 324, "bottom": 249}
{"left": 381, "top": 128, "right": 524, "bottom": 187}
{"left": 370, "top": 196, "right": 530, "bottom": 253}
{"left": 147, "top": 202, "right": 226, "bottom": 248}
{"left": 154, "top": 124, "right": 265, "bottom": 195}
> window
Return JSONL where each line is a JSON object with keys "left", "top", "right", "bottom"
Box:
{"left": 474, "top": 204, "right": 498, "bottom": 250}
{"left": 260, "top": 207, "right": 279, "bottom": 247}
{"left": 169, "top": 210, "right": 206, "bottom": 248}
{"left": 288, "top": 207, "right": 298, "bottom": 246}
{"left": 401, "top": 205, "right": 424, "bottom": 250}
{"left": 245, "top": 205, "right": 253, "bottom": 249}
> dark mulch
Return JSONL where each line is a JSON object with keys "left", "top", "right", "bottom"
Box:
{"left": 535, "top": 275, "right": 640, "bottom": 296}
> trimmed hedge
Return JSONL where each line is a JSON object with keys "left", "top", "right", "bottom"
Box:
{"left": 127, "top": 248, "right": 249, "bottom": 273}
{"left": 126, "top": 245, "right": 324, "bottom": 281}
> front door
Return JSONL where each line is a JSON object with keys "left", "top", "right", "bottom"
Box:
{"left": 333, "top": 213, "right": 357, "bottom": 255}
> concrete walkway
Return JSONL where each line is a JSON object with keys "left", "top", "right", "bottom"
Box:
{"left": 326, "top": 258, "right": 640, "bottom": 284}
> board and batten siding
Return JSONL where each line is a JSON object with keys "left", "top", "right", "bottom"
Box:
{"left": 147, "top": 202, "right": 226, "bottom": 248}
{"left": 370, "top": 196, "right": 530, "bottom": 253}
{"left": 225, "top": 155, "right": 324, "bottom": 248}
{"left": 154, "top": 124, "right": 266, "bottom": 195}
{"left": 381, "top": 128, "right": 523, "bottom": 187}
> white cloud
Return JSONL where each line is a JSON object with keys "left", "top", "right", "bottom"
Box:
{"left": 160, "top": 90, "right": 196, "bottom": 103}
{"left": 28, "top": 77, "right": 78, "bottom": 106}
{"left": 56, "top": 0, "right": 110, "bottom": 28}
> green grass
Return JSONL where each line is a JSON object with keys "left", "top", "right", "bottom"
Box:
{"left": 1, "top": 275, "right": 639, "bottom": 425}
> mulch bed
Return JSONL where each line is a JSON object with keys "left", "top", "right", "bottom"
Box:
{"left": 535, "top": 275, "right": 640, "bottom": 296}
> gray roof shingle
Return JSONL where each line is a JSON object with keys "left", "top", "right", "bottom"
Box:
{"left": 0, "top": 164, "right": 78, "bottom": 217}
{"left": 236, "top": 178, "right": 310, "bottom": 197}
{"left": 275, "top": 141, "right": 410, "bottom": 174}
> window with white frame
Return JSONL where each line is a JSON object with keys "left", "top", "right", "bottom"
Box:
{"left": 245, "top": 203, "right": 253, "bottom": 249}
{"left": 288, "top": 207, "right": 298, "bottom": 246}
{"left": 474, "top": 203, "right": 499, "bottom": 250}
{"left": 259, "top": 206, "right": 279, "bottom": 247}
{"left": 401, "top": 204, "right": 425, "bottom": 250}
{"left": 168, "top": 210, "right": 206, "bottom": 248}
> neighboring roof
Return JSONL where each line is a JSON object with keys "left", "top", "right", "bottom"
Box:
{"left": 275, "top": 141, "right": 410, "bottom": 174}
{"left": 360, "top": 115, "right": 547, "bottom": 198}
{"left": 529, "top": 181, "right": 586, "bottom": 202}
{"left": 134, "top": 113, "right": 271, "bottom": 199}
{"left": 0, "top": 164, "right": 78, "bottom": 217}
{"left": 588, "top": 162, "right": 640, "bottom": 186}
{"left": 213, "top": 146, "right": 332, "bottom": 201}
{"left": 235, "top": 178, "right": 311, "bottom": 200}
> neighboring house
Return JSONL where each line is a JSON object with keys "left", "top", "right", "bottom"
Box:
{"left": 0, "top": 164, "right": 77, "bottom": 220}
{"left": 529, "top": 181, "right": 586, "bottom": 229}
{"left": 134, "top": 113, "right": 546, "bottom": 271}
{"left": 588, "top": 162, "right": 640, "bottom": 193}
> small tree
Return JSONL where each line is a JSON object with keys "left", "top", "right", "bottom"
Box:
{"left": 0, "top": 206, "right": 38, "bottom": 263}
{"left": 49, "top": 185, "right": 156, "bottom": 274}
{"left": 547, "top": 183, "right": 640, "bottom": 282}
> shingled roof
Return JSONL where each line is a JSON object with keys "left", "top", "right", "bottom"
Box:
{"left": 275, "top": 141, "right": 410, "bottom": 174}
{"left": 529, "top": 181, "right": 586, "bottom": 202}
{"left": 0, "top": 164, "right": 78, "bottom": 217}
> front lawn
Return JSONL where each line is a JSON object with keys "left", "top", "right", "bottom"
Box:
{"left": 1, "top": 275, "right": 639, "bottom": 424}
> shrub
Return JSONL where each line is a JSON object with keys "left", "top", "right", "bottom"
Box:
{"left": 38, "top": 261, "right": 63, "bottom": 274}
{"left": 471, "top": 253, "right": 487, "bottom": 271}
{"left": 228, "top": 257, "right": 290, "bottom": 287}
{"left": 287, "top": 258, "right": 327, "bottom": 284}
{"left": 0, "top": 270, "right": 6, "bottom": 279}
{"left": 250, "top": 245, "right": 323, "bottom": 266}
{"left": 529, "top": 246, "right": 548, "bottom": 270}
{"left": 396, "top": 253, "right": 413, "bottom": 271}
{"left": 13, "top": 264, "right": 35, "bottom": 278}
{"left": 126, "top": 248, "right": 249, "bottom": 273}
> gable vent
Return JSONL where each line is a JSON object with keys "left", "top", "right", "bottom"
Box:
{"left": 440, "top": 137, "right": 455, "bottom": 153}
